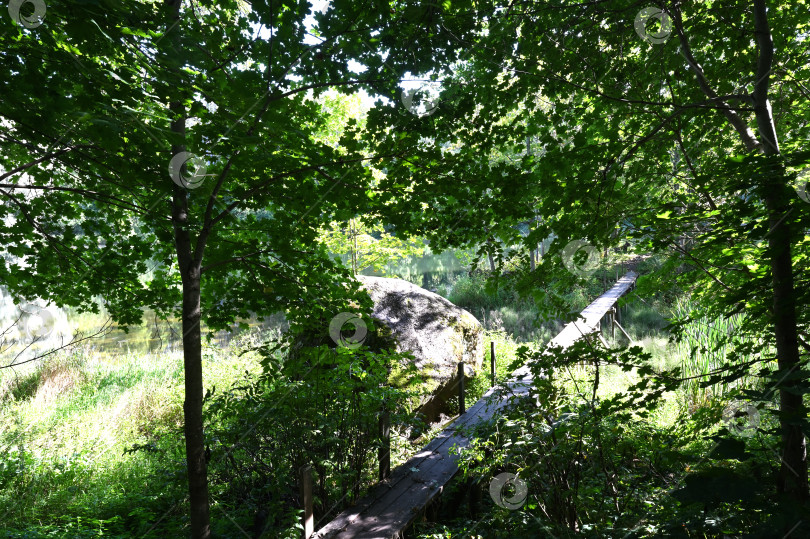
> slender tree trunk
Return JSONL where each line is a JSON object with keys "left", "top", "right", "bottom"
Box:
{"left": 352, "top": 218, "right": 358, "bottom": 274}
{"left": 765, "top": 180, "right": 807, "bottom": 501}
{"left": 179, "top": 259, "right": 211, "bottom": 537}
{"left": 752, "top": 0, "right": 808, "bottom": 503}
{"left": 681, "top": 0, "right": 809, "bottom": 502}
{"left": 166, "top": 0, "right": 212, "bottom": 535}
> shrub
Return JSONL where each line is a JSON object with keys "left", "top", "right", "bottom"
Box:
{"left": 205, "top": 340, "right": 420, "bottom": 536}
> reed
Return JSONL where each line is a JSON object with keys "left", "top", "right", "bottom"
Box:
{"left": 671, "top": 298, "right": 754, "bottom": 407}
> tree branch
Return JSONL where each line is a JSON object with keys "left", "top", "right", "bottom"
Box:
{"left": 0, "top": 145, "right": 95, "bottom": 182}
{"left": 752, "top": 0, "right": 779, "bottom": 155}
{"left": 0, "top": 183, "right": 143, "bottom": 213}
{"left": 1, "top": 317, "right": 115, "bottom": 370}
{"left": 671, "top": 5, "right": 762, "bottom": 151}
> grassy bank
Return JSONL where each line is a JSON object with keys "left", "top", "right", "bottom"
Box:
{"left": 0, "top": 342, "right": 259, "bottom": 537}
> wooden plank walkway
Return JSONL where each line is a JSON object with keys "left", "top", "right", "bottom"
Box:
{"left": 314, "top": 271, "right": 638, "bottom": 539}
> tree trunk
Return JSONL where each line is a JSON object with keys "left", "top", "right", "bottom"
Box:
{"left": 752, "top": 0, "right": 808, "bottom": 503}
{"left": 166, "top": 0, "right": 212, "bottom": 535}
{"left": 351, "top": 221, "right": 355, "bottom": 274}
{"left": 765, "top": 181, "right": 808, "bottom": 501}
{"left": 179, "top": 260, "right": 211, "bottom": 537}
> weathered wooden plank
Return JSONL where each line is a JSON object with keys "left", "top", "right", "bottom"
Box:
{"left": 314, "top": 271, "right": 637, "bottom": 538}
{"left": 314, "top": 384, "right": 517, "bottom": 538}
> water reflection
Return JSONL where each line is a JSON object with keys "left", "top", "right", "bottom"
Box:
{"left": 0, "top": 290, "right": 74, "bottom": 365}
{"left": 1, "top": 249, "right": 464, "bottom": 362}
{"left": 87, "top": 312, "right": 287, "bottom": 356}
{"left": 0, "top": 284, "right": 287, "bottom": 363}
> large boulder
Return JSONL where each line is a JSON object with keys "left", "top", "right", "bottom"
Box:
{"left": 356, "top": 275, "right": 484, "bottom": 423}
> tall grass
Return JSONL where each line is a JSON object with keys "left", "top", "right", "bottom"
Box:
{"left": 0, "top": 349, "right": 185, "bottom": 536}
{"left": 0, "top": 328, "right": 275, "bottom": 537}
{"left": 446, "top": 273, "right": 557, "bottom": 344}
{"left": 671, "top": 297, "right": 756, "bottom": 407}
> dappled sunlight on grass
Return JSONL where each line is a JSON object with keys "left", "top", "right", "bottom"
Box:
{"left": 0, "top": 336, "right": 268, "bottom": 536}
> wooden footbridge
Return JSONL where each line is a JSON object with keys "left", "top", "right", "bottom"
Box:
{"left": 313, "top": 271, "right": 638, "bottom": 539}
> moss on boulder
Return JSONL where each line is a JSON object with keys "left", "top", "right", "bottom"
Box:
{"left": 357, "top": 275, "right": 484, "bottom": 422}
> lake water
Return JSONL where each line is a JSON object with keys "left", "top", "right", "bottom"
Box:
{"left": 0, "top": 249, "right": 468, "bottom": 361}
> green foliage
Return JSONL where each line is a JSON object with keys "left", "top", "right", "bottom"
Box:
{"left": 448, "top": 273, "right": 515, "bottom": 314}
{"left": 0, "top": 348, "right": 194, "bottom": 537}
{"left": 3, "top": 0, "right": 810, "bottom": 534}
{"left": 319, "top": 218, "right": 425, "bottom": 275}
{"left": 439, "top": 339, "right": 805, "bottom": 537}
{"left": 205, "top": 339, "right": 420, "bottom": 536}
{"left": 0, "top": 330, "right": 426, "bottom": 537}
{"left": 2, "top": 2, "right": 465, "bottom": 530}
{"left": 448, "top": 273, "right": 553, "bottom": 343}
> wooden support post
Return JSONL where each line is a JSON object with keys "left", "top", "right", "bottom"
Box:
{"left": 611, "top": 307, "right": 615, "bottom": 340}
{"left": 597, "top": 333, "right": 610, "bottom": 348}
{"left": 300, "top": 464, "right": 313, "bottom": 539}
{"left": 614, "top": 318, "right": 632, "bottom": 342}
{"left": 425, "top": 492, "right": 442, "bottom": 522}
{"left": 458, "top": 361, "right": 465, "bottom": 415}
{"left": 468, "top": 477, "right": 482, "bottom": 518}
{"left": 379, "top": 408, "right": 390, "bottom": 481}
{"left": 490, "top": 341, "right": 496, "bottom": 386}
